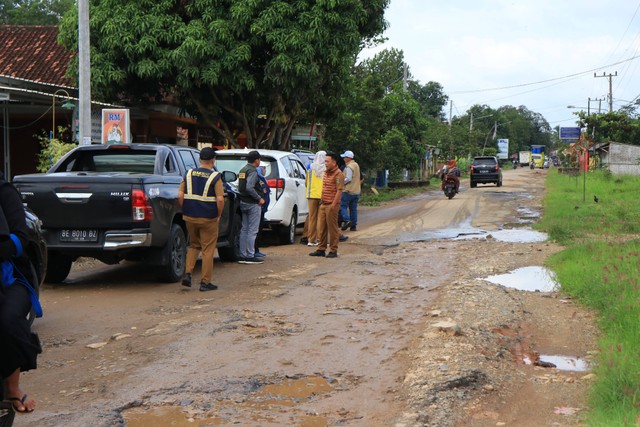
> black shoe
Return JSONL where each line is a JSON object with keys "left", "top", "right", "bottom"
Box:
{"left": 349, "top": 226, "right": 357, "bottom": 231}
{"left": 326, "top": 252, "right": 338, "bottom": 258}
{"left": 341, "top": 221, "right": 352, "bottom": 231}
{"left": 181, "top": 273, "right": 192, "bottom": 287}
{"left": 309, "top": 250, "right": 326, "bottom": 257}
{"left": 199, "top": 282, "right": 218, "bottom": 291}
{"left": 339, "top": 234, "right": 348, "bottom": 242}
{"left": 300, "top": 237, "right": 309, "bottom": 245}
{"left": 238, "top": 257, "right": 264, "bottom": 264}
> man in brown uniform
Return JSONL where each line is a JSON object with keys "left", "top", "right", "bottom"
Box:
{"left": 178, "top": 147, "right": 225, "bottom": 291}
{"left": 310, "top": 152, "right": 344, "bottom": 258}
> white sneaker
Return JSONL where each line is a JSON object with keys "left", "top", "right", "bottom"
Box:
{"left": 307, "top": 241, "right": 319, "bottom": 246}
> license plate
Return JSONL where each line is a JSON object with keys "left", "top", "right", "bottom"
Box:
{"left": 480, "top": 170, "right": 489, "bottom": 173}
{"left": 60, "top": 229, "right": 98, "bottom": 242}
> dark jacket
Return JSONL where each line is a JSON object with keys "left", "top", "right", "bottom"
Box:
{"left": 238, "top": 163, "right": 262, "bottom": 204}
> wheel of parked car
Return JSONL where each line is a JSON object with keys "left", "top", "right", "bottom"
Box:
{"left": 158, "top": 224, "right": 186, "bottom": 283}
{"left": 497, "top": 179, "right": 502, "bottom": 187}
{"left": 278, "top": 209, "right": 297, "bottom": 245}
{"left": 218, "top": 213, "right": 241, "bottom": 262}
{"left": 45, "top": 252, "right": 73, "bottom": 283}
{"left": 470, "top": 181, "right": 477, "bottom": 188}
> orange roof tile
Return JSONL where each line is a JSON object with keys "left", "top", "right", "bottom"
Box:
{"left": 0, "top": 25, "right": 75, "bottom": 86}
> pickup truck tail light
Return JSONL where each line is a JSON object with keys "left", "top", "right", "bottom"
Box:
{"left": 470, "top": 165, "right": 475, "bottom": 173}
{"left": 266, "top": 178, "right": 285, "bottom": 200}
{"left": 132, "top": 189, "right": 153, "bottom": 221}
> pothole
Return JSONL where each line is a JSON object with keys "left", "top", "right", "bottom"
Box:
{"left": 122, "top": 375, "right": 335, "bottom": 426}
{"left": 483, "top": 266, "right": 558, "bottom": 292}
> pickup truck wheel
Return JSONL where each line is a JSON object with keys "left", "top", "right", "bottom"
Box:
{"left": 218, "top": 213, "right": 241, "bottom": 262}
{"left": 159, "top": 224, "right": 186, "bottom": 283}
{"left": 278, "top": 210, "right": 297, "bottom": 245}
{"left": 45, "top": 252, "right": 72, "bottom": 283}
{"left": 470, "top": 181, "right": 477, "bottom": 188}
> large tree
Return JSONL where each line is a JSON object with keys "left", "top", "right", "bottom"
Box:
{"left": 323, "top": 47, "right": 449, "bottom": 175}
{"left": 0, "top": 0, "right": 73, "bottom": 24}
{"left": 58, "top": 0, "right": 388, "bottom": 148}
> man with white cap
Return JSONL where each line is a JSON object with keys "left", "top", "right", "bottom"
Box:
{"left": 339, "top": 150, "right": 361, "bottom": 231}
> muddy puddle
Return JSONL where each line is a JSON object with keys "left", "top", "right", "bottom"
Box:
{"left": 484, "top": 266, "right": 558, "bottom": 292}
{"left": 394, "top": 222, "right": 547, "bottom": 244}
{"left": 123, "top": 375, "right": 333, "bottom": 426}
{"left": 524, "top": 354, "right": 591, "bottom": 371}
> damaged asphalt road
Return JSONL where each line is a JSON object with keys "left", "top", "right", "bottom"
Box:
{"left": 21, "top": 167, "right": 597, "bottom": 426}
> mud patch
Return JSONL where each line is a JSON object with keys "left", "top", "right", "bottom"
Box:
{"left": 122, "top": 375, "right": 338, "bottom": 426}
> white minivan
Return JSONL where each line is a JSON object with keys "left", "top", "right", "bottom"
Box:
{"left": 215, "top": 149, "right": 308, "bottom": 244}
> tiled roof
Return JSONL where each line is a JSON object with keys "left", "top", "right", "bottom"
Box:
{"left": 0, "top": 25, "right": 75, "bottom": 87}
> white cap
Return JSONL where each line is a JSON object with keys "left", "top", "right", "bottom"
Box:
{"left": 340, "top": 150, "right": 354, "bottom": 159}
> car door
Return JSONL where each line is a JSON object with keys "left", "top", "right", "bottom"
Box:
{"left": 288, "top": 156, "right": 309, "bottom": 223}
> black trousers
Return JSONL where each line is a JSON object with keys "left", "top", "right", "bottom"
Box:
{"left": 0, "top": 282, "right": 40, "bottom": 378}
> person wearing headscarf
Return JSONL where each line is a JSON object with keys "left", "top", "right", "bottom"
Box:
{"left": 442, "top": 159, "right": 460, "bottom": 193}
{"left": 301, "top": 151, "right": 326, "bottom": 246}
{"left": 0, "top": 173, "right": 41, "bottom": 413}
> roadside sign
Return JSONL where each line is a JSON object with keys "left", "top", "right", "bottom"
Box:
{"left": 559, "top": 127, "right": 581, "bottom": 141}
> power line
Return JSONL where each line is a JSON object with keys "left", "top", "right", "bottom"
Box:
{"left": 449, "top": 53, "right": 640, "bottom": 95}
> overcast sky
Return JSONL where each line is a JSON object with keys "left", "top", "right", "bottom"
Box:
{"left": 361, "top": 0, "right": 640, "bottom": 131}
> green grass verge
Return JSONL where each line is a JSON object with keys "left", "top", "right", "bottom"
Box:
{"left": 540, "top": 170, "right": 640, "bottom": 425}
{"left": 359, "top": 182, "right": 433, "bottom": 206}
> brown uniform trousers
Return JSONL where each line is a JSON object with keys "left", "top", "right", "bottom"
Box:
{"left": 317, "top": 202, "right": 340, "bottom": 254}
{"left": 185, "top": 217, "right": 219, "bottom": 284}
{"left": 305, "top": 198, "right": 321, "bottom": 243}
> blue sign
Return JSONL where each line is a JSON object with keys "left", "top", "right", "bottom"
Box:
{"left": 559, "top": 127, "right": 581, "bottom": 141}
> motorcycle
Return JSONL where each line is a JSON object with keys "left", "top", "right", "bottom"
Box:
{"left": 443, "top": 176, "right": 457, "bottom": 199}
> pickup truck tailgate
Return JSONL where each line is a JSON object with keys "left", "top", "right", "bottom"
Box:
{"left": 15, "top": 173, "right": 153, "bottom": 246}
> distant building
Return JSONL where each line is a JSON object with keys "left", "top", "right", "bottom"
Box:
{"left": 592, "top": 141, "right": 640, "bottom": 175}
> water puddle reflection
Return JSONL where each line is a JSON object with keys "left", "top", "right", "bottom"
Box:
{"left": 523, "top": 354, "right": 591, "bottom": 371}
{"left": 123, "top": 376, "right": 332, "bottom": 426}
{"left": 484, "top": 266, "right": 558, "bottom": 292}
{"left": 399, "top": 218, "right": 547, "bottom": 244}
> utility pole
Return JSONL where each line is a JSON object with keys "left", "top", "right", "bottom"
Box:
{"left": 403, "top": 63, "right": 408, "bottom": 93}
{"left": 594, "top": 71, "right": 617, "bottom": 113}
{"left": 78, "top": 0, "right": 91, "bottom": 144}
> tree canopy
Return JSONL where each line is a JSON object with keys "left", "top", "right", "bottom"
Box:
{"left": 0, "top": 0, "right": 73, "bottom": 25}
{"left": 58, "top": 0, "right": 389, "bottom": 149}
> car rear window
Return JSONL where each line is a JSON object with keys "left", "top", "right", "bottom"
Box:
{"left": 215, "top": 155, "right": 278, "bottom": 179}
{"left": 56, "top": 150, "right": 157, "bottom": 173}
{"left": 473, "top": 158, "right": 498, "bottom": 166}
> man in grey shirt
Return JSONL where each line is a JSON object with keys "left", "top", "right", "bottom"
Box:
{"left": 237, "top": 150, "right": 265, "bottom": 264}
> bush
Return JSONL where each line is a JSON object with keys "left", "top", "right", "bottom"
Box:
{"left": 36, "top": 131, "right": 76, "bottom": 172}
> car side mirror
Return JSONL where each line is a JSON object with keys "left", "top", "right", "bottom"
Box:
{"left": 221, "top": 171, "right": 237, "bottom": 183}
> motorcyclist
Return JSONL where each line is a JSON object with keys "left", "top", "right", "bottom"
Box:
{"left": 440, "top": 159, "right": 460, "bottom": 193}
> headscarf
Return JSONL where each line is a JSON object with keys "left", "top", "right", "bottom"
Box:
{"left": 448, "top": 159, "right": 457, "bottom": 169}
{"left": 311, "top": 150, "right": 326, "bottom": 178}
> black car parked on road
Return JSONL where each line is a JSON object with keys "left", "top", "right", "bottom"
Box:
{"left": 470, "top": 156, "right": 502, "bottom": 188}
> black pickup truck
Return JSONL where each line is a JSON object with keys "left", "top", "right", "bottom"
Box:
{"left": 13, "top": 143, "right": 240, "bottom": 283}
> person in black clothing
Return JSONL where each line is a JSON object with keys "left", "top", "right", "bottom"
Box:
{"left": 0, "top": 174, "right": 41, "bottom": 413}
{"left": 254, "top": 165, "right": 270, "bottom": 257}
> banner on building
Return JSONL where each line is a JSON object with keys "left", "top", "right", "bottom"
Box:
{"left": 102, "top": 109, "right": 130, "bottom": 144}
